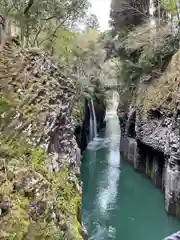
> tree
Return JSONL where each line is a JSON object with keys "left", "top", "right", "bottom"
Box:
{"left": 110, "top": 0, "right": 150, "bottom": 31}
{"left": 85, "top": 14, "right": 100, "bottom": 30}
{"left": 70, "top": 29, "right": 105, "bottom": 86}
{"left": 107, "top": 0, "right": 180, "bottom": 109}
{"left": 0, "top": 0, "right": 90, "bottom": 47}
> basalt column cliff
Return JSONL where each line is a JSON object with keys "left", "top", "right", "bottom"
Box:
{"left": 119, "top": 51, "right": 180, "bottom": 219}
{"left": 0, "top": 40, "right": 87, "bottom": 239}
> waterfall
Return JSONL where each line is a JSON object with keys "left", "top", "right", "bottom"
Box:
{"left": 149, "top": 0, "right": 154, "bottom": 17}
{"left": 89, "top": 109, "right": 94, "bottom": 141}
{"left": 89, "top": 98, "right": 97, "bottom": 141}
{"left": 91, "top": 98, "right": 97, "bottom": 138}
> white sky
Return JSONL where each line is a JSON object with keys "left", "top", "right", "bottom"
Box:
{"left": 90, "top": 0, "right": 111, "bottom": 31}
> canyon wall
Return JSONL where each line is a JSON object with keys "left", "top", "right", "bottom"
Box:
{"left": 119, "top": 50, "right": 180, "bottom": 219}
{"left": 75, "top": 97, "right": 106, "bottom": 153}
{"left": 0, "top": 39, "right": 88, "bottom": 239}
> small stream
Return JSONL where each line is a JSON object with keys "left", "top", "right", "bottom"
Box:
{"left": 81, "top": 112, "right": 180, "bottom": 240}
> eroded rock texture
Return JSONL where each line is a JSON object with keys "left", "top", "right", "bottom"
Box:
{"left": 119, "top": 90, "right": 180, "bottom": 220}
{"left": 0, "top": 40, "right": 85, "bottom": 239}
{"left": 119, "top": 104, "right": 180, "bottom": 218}
{"left": 118, "top": 50, "right": 180, "bottom": 219}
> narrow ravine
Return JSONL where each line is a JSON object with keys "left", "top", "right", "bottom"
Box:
{"left": 81, "top": 112, "right": 180, "bottom": 240}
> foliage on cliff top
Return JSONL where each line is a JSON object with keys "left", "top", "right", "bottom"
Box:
{"left": 0, "top": 40, "right": 83, "bottom": 239}
{"left": 136, "top": 49, "right": 180, "bottom": 114}
{"left": 105, "top": 23, "right": 180, "bottom": 109}
{"left": 1, "top": 0, "right": 90, "bottom": 47}
{"left": 108, "top": 0, "right": 180, "bottom": 110}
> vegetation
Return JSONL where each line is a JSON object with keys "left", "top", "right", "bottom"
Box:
{"left": 1, "top": 0, "right": 179, "bottom": 238}
{"left": 0, "top": 1, "right": 113, "bottom": 238}
{"left": 136, "top": 50, "right": 180, "bottom": 113}
{"left": 1, "top": 0, "right": 89, "bottom": 47}
{"left": 0, "top": 37, "right": 87, "bottom": 239}
{"left": 108, "top": 0, "right": 180, "bottom": 110}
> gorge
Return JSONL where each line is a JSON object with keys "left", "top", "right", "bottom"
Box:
{"left": 81, "top": 97, "right": 180, "bottom": 240}
{"left": 1, "top": 0, "right": 180, "bottom": 239}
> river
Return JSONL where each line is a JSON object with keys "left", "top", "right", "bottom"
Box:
{"left": 81, "top": 112, "right": 180, "bottom": 240}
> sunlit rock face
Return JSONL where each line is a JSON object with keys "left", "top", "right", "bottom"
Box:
{"left": 118, "top": 103, "right": 180, "bottom": 219}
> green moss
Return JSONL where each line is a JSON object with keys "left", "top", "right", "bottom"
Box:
{"left": 136, "top": 50, "right": 180, "bottom": 113}
{"left": 29, "top": 147, "right": 47, "bottom": 172}
{"left": 0, "top": 139, "right": 29, "bottom": 164}
{"left": 0, "top": 96, "right": 11, "bottom": 114}
{"left": 0, "top": 164, "right": 83, "bottom": 239}
{"left": 0, "top": 193, "right": 30, "bottom": 239}
{"left": 0, "top": 42, "right": 83, "bottom": 240}
{"left": 73, "top": 101, "right": 84, "bottom": 122}
{"left": 0, "top": 119, "right": 83, "bottom": 239}
{"left": 45, "top": 169, "right": 82, "bottom": 239}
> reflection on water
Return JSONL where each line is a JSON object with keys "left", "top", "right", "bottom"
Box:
{"left": 81, "top": 114, "right": 180, "bottom": 240}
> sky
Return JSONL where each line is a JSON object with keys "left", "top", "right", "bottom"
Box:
{"left": 90, "top": 0, "right": 111, "bottom": 31}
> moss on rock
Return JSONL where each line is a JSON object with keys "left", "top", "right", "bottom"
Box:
{"left": 136, "top": 50, "right": 180, "bottom": 114}
{"left": 0, "top": 40, "right": 83, "bottom": 239}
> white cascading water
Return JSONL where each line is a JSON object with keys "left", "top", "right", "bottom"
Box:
{"left": 89, "top": 110, "right": 94, "bottom": 141}
{"left": 91, "top": 98, "right": 97, "bottom": 138}
{"left": 89, "top": 98, "right": 97, "bottom": 141}
{"left": 106, "top": 91, "right": 119, "bottom": 117}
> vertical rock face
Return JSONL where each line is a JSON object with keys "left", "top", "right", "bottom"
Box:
{"left": 74, "top": 97, "right": 106, "bottom": 153}
{"left": 151, "top": 156, "right": 162, "bottom": 188}
{"left": 0, "top": 40, "right": 85, "bottom": 239}
{"left": 118, "top": 103, "right": 180, "bottom": 219}
{"left": 74, "top": 98, "right": 92, "bottom": 153}
{"left": 94, "top": 98, "right": 106, "bottom": 130}
{"left": 118, "top": 108, "right": 128, "bottom": 136}
{"left": 164, "top": 117, "right": 180, "bottom": 217}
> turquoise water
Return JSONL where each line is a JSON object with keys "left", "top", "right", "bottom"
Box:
{"left": 81, "top": 114, "right": 180, "bottom": 240}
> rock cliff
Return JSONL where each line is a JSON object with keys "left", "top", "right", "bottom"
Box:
{"left": 75, "top": 96, "right": 106, "bottom": 153}
{"left": 119, "top": 50, "right": 180, "bottom": 219}
{"left": 0, "top": 39, "right": 86, "bottom": 239}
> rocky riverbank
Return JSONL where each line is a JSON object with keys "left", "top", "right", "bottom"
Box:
{"left": 119, "top": 50, "right": 180, "bottom": 219}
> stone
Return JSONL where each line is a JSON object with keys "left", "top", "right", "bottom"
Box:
{"left": 0, "top": 40, "right": 84, "bottom": 239}
{"left": 120, "top": 136, "right": 129, "bottom": 158}
{"left": 118, "top": 102, "right": 180, "bottom": 218}
{"left": 0, "top": 197, "right": 11, "bottom": 217}
{"left": 145, "top": 154, "right": 152, "bottom": 178}
{"left": 151, "top": 156, "right": 162, "bottom": 188}
{"left": 127, "top": 138, "right": 137, "bottom": 164}
{"left": 134, "top": 144, "right": 144, "bottom": 172}
{"left": 0, "top": 172, "right": 6, "bottom": 185}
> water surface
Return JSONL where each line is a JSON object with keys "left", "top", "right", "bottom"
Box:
{"left": 81, "top": 114, "right": 180, "bottom": 240}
